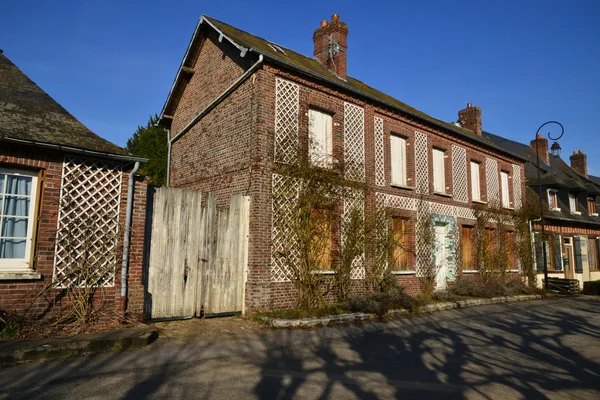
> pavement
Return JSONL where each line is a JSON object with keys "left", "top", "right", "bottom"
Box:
{"left": 1, "top": 296, "right": 599, "bottom": 399}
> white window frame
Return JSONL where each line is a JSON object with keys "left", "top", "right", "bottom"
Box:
{"left": 500, "top": 171, "right": 510, "bottom": 208}
{"left": 390, "top": 134, "right": 407, "bottom": 187}
{"left": 432, "top": 148, "right": 446, "bottom": 194}
{"left": 569, "top": 192, "right": 581, "bottom": 215}
{"left": 308, "top": 108, "right": 333, "bottom": 168}
{"left": 0, "top": 167, "right": 38, "bottom": 272}
{"left": 547, "top": 189, "right": 560, "bottom": 211}
{"left": 470, "top": 161, "right": 481, "bottom": 202}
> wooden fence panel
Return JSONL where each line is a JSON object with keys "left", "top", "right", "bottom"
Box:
{"left": 146, "top": 188, "right": 249, "bottom": 319}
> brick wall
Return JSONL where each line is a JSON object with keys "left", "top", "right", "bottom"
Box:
{"left": 0, "top": 143, "right": 148, "bottom": 321}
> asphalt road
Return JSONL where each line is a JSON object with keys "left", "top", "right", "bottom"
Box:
{"left": 1, "top": 296, "right": 599, "bottom": 399}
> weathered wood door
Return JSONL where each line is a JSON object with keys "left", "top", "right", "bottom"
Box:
{"left": 146, "top": 188, "right": 250, "bottom": 320}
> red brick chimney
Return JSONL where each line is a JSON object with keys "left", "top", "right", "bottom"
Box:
{"left": 570, "top": 150, "right": 588, "bottom": 177}
{"left": 530, "top": 134, "right": 550, "bottom": 165}
{"left": 457, "top": 103, "right": 482, "bottom": 136}
{"left": 313, "top": 14, "right": 348, "bottom": 79}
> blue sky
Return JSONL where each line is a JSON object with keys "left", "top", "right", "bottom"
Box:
{"left": 3, "top": 1, "right": 599, "bottom": 173}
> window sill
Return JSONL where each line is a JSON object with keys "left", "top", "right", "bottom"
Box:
{"left": 571, "top": 211, "right": 581, "bottom": 215}
{"left": 549, "top": 207, "right": 562, "bottom": 212}
{"left": 311, "top": 270, "right": 335, "bottom": 275}
{"left": 472, "top": 199, "right": 487, "bottom": 205}
{"left": 0, "top": 271, "right": 42, "bottom": 280}
{"left": 591, "top": 213, "right": 599, "bottom": 217}
{"left": 390, "top": 184, "right": 414, "bottom": 191}
{"left": 391, "top": 270, "right": 416, "bottom": 275}
{"left": 506, "top": 269, "right": 520, "bottom": 273}
{"left": 433, "top": 192, "right": 452, "bottom": 198}
{"left": 503, "top": 206, "right": 515, "bottom": 211}
{"left": 462, "top": 270, "right": 479, "bottom": 274}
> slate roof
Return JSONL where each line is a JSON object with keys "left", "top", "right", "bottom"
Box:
{"left": 484, "top": 131, "right": 600, "bottom": 226}
{"left": 0, "top": 52, "right": 134, "bottom": 158}
{"left": 159, "top": 16, "right": 525, "bottom": 162}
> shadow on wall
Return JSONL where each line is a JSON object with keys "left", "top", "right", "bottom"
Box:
{"left": 1, "top": 298, "right": 599, "bottom": 399}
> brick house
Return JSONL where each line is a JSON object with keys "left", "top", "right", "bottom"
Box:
{"left": 158, "top": 15, "right": 527, "bottom": 311}
{"left": 485, "top": 131, "right": 600, "bottom": 288}
{"left": 0, "top": 52, "right": 148, "bottom": 319}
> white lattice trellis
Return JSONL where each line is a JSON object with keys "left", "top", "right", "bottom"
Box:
{"left": 512, "top": 164, "right": 522, "bottom": 209}
{"left": 274, "top": 78, "right": 299, "bottom": 164}
{"left": 486, "top": 158, "right": 499, "bottom": 206}
{"left": 344, "top": 102, "right": 365, "bottom": 181}
{"left": 374, "top": 117, "right": 385, "bottom": 186}
{"left": 53, "top": 157, "right": 123, "bottom": 287}
{"left": 342, "top": 188, "right": 365, "bottom": 279}
{"left": 452, "top": 145, "right": 468, "bottom": 203}
{"left": 271, "top": 174, "right": 301, "bottom": 282}
{"left": 415, "top": 131, "right": 429, "bottom": 194}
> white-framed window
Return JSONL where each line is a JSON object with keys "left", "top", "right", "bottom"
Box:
{"left": 390, "top": 134, "right": 407, "bottom": 186}
{"left": 548, "top": 189, "right": 559, "bottom": 210}
{"left": 308, "top": 108, "right": 333, "bottom": 167}
{"left": 569, "top": 192, "right": 580, "bottom": 214}
{"left": 470, "top": 161, "right": 481, "bottom": 201}
{"left": 433, "top": 148, "right": 446, "bottom": 193}
{"left": 0, "top": 167, "right": 39, "bottom": 271}
{"left": 500, "top": 171, "right": 510, "bottom": 208}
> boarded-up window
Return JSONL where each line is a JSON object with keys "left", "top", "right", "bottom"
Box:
{"left": 462, "top": 226, "right": 473, "bottom": 269}
{"left": 391, "top": 217, "right": 409, "bottom": 270}
{"left": 588, "top": 198, "right": 596, "bottom": 214}
{"left": 588, "top": 237, "right": 598, "bottom": 271}
{"left": 501, "top": 171, "right": 510, "bottom": 208}
{"left": 504, "top": 231, "right": 516, "bottom": 268}
{"left": 534, "top": 233, "right": 546, "bottom": 271}
{"left": 310, "top": 208, "right": 333, "bottom": 270}
{"left": 574, "top": 236, "right": 584, "bottom": 273}
{"left": 470, "top": 161, "right": 481, "bottom": 201}
{"left": 433, "top": 148, "right": 445, "bottom": 193}
{"left": 485, "top": 228, "right": 495, "bottom": 249}
{"left": 569, "top": 193, "right": 578, "bottom": 212}
{"left": 308, "top": 109, "right": 333, "bottom": 167}
{"left": 550, "top": 235, "right": 562, "bottom": 271}
{"left": 390, "top": 134, "right": 407, "bottom": 186}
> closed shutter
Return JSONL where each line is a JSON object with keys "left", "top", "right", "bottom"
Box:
{"left": 569, "top": 193, "right": 577, "bottom": 212}
{"left": 534, "top": 233, "right": 545, "bottom": 271}
{"left": 574, "top": 237, "right": 584, "bottom": 273}
{"left": 390, "top": 135, "right": 407, "bottom": 186}
{"left": 470, "top": 162, "right": 480, "bottom": 201}
{"left": 308, "top": 109, "right": 332, "bottom": 166}
{"left": 433, "top": 149, "right": 445, "bottom": 193}
{"left": 552, "top": 235, "right": 562, "bottom": 271}
{"left": 501, "top": 172, "right": 510, "bottom": 208}
{"left": 587, "top": 237, "right": 597, "bottom": 271}
{"left": 462, "top": 226, "right": 473, "bottom": 269}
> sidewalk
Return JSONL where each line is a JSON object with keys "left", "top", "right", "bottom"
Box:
{"left": 0, "top": 326, "right": 157, "bottom": 367}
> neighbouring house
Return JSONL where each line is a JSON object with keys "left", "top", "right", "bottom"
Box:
{"left": 158, "top": 14, "right": 527, "bottom": 311}
{"left": 0, "top": 51, "right": 148, "bottom": 320}
{"left": 484, "top": 132, "right": 600, "bottom": 288}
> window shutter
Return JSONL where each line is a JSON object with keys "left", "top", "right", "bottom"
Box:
{"left": 552, "top": 235, "right": 562, "bottom": 271}
{"left": 308, "top": 110, "right": 332, "bottom": 166}
{"left": 390, "top": 135, "right": 406, "bottom": 186}
{"left": 574, "top": 237, "right": 584, "bottom": 273}
{"left": 433, "top": 149, "right": 445, "bottom": 193}
{"left": 470, "top": 162, "right": 480, "bottom": 201}
{"left": 534, "top": 233, "right": 545, "bottom": 271}
{"left": 569, "top": 194, "right": 577, "bottom": 212}
{"left": 501, "top": 172, "right": 510, "bottom": 207}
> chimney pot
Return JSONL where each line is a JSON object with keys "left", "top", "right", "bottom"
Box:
{"left": 467, "top": 102, "right": 472, "bottom": 108}
{"left": 313, "top": 14, "right": 348, "bottom": 79}
{"left": 320, "top": 20, "right": 328, "bottom": 28}
{"left": 331, "top": 14, "right": 340, "bottom": 22}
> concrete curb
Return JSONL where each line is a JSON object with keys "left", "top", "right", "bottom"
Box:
{"left": 263, "top": 294, "right": 543, "bottom": 328}
{"left": 0, "top": 327, "right": 158, "bottom": 367}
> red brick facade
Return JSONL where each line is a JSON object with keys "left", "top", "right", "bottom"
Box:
{"left": 164, "top": 17, "right": 526, "bottom": 312}
{"left": 0, "top": 143, "right": 148, "bottom": 320}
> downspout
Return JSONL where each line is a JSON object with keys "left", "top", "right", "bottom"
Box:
{"left": 166, "top": 129, "right": 171, "bottom": 187}
{"left": 120, "top": 161, "right": 140, "bottom": 317}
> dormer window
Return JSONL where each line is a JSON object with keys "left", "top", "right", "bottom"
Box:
{"left": 569, "top": 192, "right": 580, "bottom": 215}
{"left": 548, "top": 189, "right": 559, "bottom": 211}
{"left": 588, "top": 197, "right": 598, "bottom": 216}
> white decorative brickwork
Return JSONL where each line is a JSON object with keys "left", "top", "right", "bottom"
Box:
{"left": 271, "top": 174, "right": 300, "bottom": 282}
{"left": 343, "top": 102, "right": 365, "bottom": 181}
{"left": 274, "top": 78, "right": 299, "bottom": 164}
{"left": 374, "top": 117, "right": 385, "bottom": 186}
{"left": 452, "top": 145, "right": 468, "bottom": 203}
{"left": 53, "top": 157, "right": 123, "bottom": 288}
{"left": 486, "top": 158, "right": 500, "bottom": 206}
{"left": 415, "top": 131, "right": 429, "bottom": 194}
{"left": 343, "top": 188, "right": 365, "bottom": 280}
{"left": 512, "top": 164, "right": 522, "bottom": 209}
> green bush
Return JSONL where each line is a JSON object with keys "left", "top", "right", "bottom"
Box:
{"left": 346, "top": 286, "right": 419, "bottom": 317}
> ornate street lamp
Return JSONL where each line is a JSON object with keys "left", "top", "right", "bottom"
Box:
{"left": 535, "top": 121, "right": 564, "bottom": 289}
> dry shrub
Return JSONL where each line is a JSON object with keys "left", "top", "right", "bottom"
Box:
{"left": 346, "top": 285, "right": 420, "bottom": 317}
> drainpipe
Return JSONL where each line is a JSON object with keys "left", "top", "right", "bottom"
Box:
{"left": 120, "top": 161, "right": 140, "bottom": 317}
{"left": 166, "top": 129, "right": 171, "bottom": 187}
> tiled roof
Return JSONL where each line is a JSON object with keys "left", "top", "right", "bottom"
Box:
{"left": 0, "top": 52, "right": 131, "bottom": 157}
{"left": 484, "top": 131, "right": 600, "bottom": 225}
{"left": 159, "top": 16, "right": 525, "bottom": 162}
